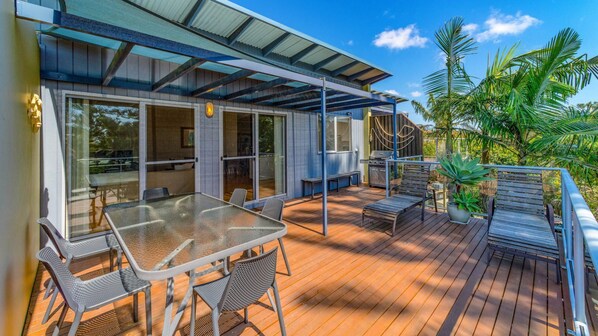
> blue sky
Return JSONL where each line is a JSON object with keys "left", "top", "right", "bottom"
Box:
{"left": 232, "top": 0, "right": 598, "bottom": 125}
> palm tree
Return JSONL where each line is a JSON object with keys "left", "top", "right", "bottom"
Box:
{"left": 412, "top": 17, "right": 477, "bottom": 156}
{"left": 471, "top": 28, "right": 598, "bottom": 166}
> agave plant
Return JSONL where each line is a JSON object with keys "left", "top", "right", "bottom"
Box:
{"left": 437, "top": 153, "right": 491, "bottom": 193}
{"left": 453, "top": 190, "right": 482, "bottom": 213}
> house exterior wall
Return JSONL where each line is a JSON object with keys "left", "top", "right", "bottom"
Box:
{"left": 0, "top": 1, "right": 41, "bottom": 334}
{"left": 40, "top": 36, "right": 366, "bottom": 236}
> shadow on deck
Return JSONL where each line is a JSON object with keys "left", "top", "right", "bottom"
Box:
{"left": 22, "top": 187, "right": 594, "bottom": 335}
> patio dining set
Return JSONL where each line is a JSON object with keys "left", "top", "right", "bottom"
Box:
{"left": 38, "top": 187, "right": 291, "bottom": 336}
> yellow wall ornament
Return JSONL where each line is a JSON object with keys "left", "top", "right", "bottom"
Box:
{"left": 205, "top": 101, "right": 214, "bottom": 118}
{"left": 27, "top": 93, "right": 42, "bottom": 132}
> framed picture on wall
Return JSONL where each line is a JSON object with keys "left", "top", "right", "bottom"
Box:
{"left": 181, "top": 127, "right": 194, "bottom": 148}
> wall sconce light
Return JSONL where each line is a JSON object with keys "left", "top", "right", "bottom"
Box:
{"left": 27, "top": 93, "right": 42, "bottom": 133}
{"left": 205, "top": 101, "right": 214, "bottom": 118}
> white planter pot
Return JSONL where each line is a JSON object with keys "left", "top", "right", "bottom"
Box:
{"left": 447, "top": 203, "right": 471, "bottom": 224}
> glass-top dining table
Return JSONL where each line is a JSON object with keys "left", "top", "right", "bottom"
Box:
{"left": 104, "top": 192, "right": 287, "bottom": 336}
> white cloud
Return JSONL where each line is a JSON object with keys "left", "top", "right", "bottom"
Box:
{"left": 476, "top": 11, "right": 541, "bottom": 42}
{"left": 462, "top": 23, "right": 478, "bottom": 34}
{"left": 347, "top": 40, "right": 354, "bottom": 46}
{"left": 407, "top": 82, "right": 421, "bottom": 88}
{"left": 385, "top": 89, "right": 401, "bottom": 96}
{"left": 410, "top": 91, "right": 423, "bottom": 98}
{"left": 373, "top": 24, "right": 428, "bottom": 50}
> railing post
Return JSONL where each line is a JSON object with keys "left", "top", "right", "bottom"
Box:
{"left": 574, "top": 210, "right": 588, "bottom": 335}
{"left": 385, "top": 159, "right": 390, "bottom": 198}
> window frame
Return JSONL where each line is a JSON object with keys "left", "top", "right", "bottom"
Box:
{"left": 317, "top": 115, "right": 353, "bottom": 153}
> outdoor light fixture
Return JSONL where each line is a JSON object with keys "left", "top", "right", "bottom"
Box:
{"left": 27, "top": 93, "right": 42, "bottom": 133}
{"left": 205, "top": 101, "right": 214, "bottom": 118}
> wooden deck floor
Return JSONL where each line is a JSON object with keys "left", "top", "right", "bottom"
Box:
{"left": 23, "top": 187, "right": 576, "bottom": 335}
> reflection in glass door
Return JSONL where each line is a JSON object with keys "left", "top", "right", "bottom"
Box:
{"left": 144, "top": 105, "right": 197, "bottom": 196}
{"left": 222, "top": 112, "right": 255, "bottom": 201}
{"left": 222, "top": 112, "right": 286, "bottom": 202}
{"left": 258, "top": 115, "right": 286, "bottom": 198}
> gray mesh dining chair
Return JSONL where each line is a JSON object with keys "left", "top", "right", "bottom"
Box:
{"left": 37, "top": 247, "right": 152, "bottom": 336}
{"left": 261, "top": 198, "right": 292, "bottom": 276}
{"left": 229, "top": 188, "right": 247, "bottom": 207}
{"left": 142, "top": 187, "right": 170, "bottom": 200}
{"left": 189, "top": 248, "right": 286, "bottom": 336}
{"left": 38, "top": 217, "right": 122, "bottom": 323}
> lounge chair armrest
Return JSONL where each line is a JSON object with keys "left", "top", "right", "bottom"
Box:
{"left": 546, "top": 203, "right": 555, "bottom": 232}
{"left": 487, "top": 196, "right": 495, "bottom": 226}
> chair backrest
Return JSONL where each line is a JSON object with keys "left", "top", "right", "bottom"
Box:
{"left": 261, "top": 198, "right": 284, "bottom": 221}
{"left": 143, "top": 187, "right": 170, "bottom": 201}
{"left": 495, "top": 168, "right": 545, "bottom": 216}
{"left": 37, "top": 247, "right": 79, "bottom": 309}
{"left": 229, "top": 188, "right": 247, "bottom": 207}
{"left": 38, "top": 217, "right": 69, "bottom": 259}
{"left": 397, "top": 163, "right": 431, "bottom": 198}
{"left": 220, "top": 247, "right": 278, "bottom": 312}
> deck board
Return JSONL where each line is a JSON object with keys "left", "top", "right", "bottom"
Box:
{"left": 22, "top": 187, "right": 579, "bottom": 335}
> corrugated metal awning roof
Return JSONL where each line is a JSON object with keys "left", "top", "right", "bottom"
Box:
{"left": 125, "top": 0, "right": 392, "bottom": 85}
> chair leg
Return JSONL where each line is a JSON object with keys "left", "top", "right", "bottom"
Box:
{"left": 53, "top": 304, "right": 68, "bottom": 336}
{"left": 211, "top": 309, "right": 220, "bottom": 336}
{"left": 133, "top": 293, "right": 139, "bottom": 323}
{"left": 392, "top": 216, "right": 398, "bottom": 237}
{"left": 117, "top": 250, "right": 123, "bottom": 270}
{"left": 44, "top": 279, "right": 54, "bottom": 299}
{"left": 43, "top": 290, "right": 60, "bottom": 324}
{"left": 278, "top": 238, "right": 292, "bottom": 276}
{"left": 244, "top": 307, "right": 249, "bottom": 324}
{"left": 68, "top": 310, "right": 84, "bottom": 336}
{"left": 145, "top": 288, "right": 152, "bottom": 336}
{"left": 421, "top": 205, "right": 425, "bottom": 221}
{"left": 272, "top": 282, "right": 287, "bottom": 336}
{"left": 190, "top": 293, "right": 196, "bottom": 336}
{"left": 266, "top": 289, "right": 277, "bottom": 313}
{"left": 109, "top": 249, "right": 114, "bottom": 272}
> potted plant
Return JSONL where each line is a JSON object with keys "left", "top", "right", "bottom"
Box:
{"left": 437, "top": 153, "right": 491, "bottom": 224}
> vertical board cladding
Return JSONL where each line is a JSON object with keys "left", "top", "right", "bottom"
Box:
{"left": 370, "top": 114, "right": 423, "bottom": 157}
{"left": 39, "top": 35, "right": 366, "bottom": 211}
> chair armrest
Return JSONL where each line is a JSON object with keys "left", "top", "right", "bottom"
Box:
{"left": 546, "top": 203, "right": 555, "bottom": 232}
{"left": 487, "top": 196, "right": 495, "bottom": 226}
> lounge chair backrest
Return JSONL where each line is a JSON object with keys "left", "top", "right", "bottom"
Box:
{"left": 495, "top": 168, "right": 545, "bottom": 216}
{"left": 37, "top": 247, "right": 79, "bottom": 309}
{"left": 262, "top": 198, "right": 284, "bottom": 221}
{"left": 397, "top": 163, "right": 431, "bottom": 198}
{"left": 220, "top": 247, "right": 278, "bottom": 312}
{"left": 229, "top": 188, "right": 247, "bottom": 207}
{"left": 143, "top": 187, "right": 170, "bottom": 200}
{"left": 38, "top": 217, "right": 70, "bottom": 259}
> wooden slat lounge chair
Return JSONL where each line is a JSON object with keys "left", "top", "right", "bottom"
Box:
{"left": 362, "top": 163, "right": 437, "bottom": 236}
{"left": 487, "top": 168, "right": 560, "bottom": 282}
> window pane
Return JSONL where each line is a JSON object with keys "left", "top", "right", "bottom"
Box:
{"left": 146, "top": 105, "right": 195, "bottom": 162}
{"left": 259, "top": 115, "right": 286, "bottom": 197}
{"left": 223, "top": 112, "right": 254, "bottom": 157}
{"left": 317, "top": 115, "right": 336, "bottom": 152}
{"left": 66, "top": 98, "right": 139, "bottom": 238}
{"left": 336, "top": 117, "right": 352, "bottom": 151}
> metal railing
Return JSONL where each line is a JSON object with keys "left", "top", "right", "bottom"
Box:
{"left": 383, "top": 159, "right": 598, "bottom": 335}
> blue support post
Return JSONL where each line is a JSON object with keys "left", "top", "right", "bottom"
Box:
{"left": 321, "top": 80, "right": 328, "bottom": 236}
{"left": 392, "top": 103, "right": 398, "bottom": 159}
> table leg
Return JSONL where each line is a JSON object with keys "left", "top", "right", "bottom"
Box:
{"left": 311, "top": 182, "right": 315, "bottom": 199}
{"left": 162, "top": 270, "right": 196, "bottom": 336}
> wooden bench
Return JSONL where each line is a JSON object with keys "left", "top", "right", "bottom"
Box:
{"left": 301, "top": 171, "right": 361, "bottom": 199}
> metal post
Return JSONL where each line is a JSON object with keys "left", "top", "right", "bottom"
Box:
{"left": 320, "top": 79, "right": 328, "bottom": 236}
{"left": 392, "top": 103, "right": 397, "bottom": 159}
{"left": 385, "top": 159, "right": 390, "bottom": 198}
{"left": 574, "top": 212, "right": 588, "bottom": 333}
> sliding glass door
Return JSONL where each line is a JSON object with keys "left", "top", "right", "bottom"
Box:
{"left": 222, "top": 111, "right": 286, "bottom": 202}
{"left": 65, "top": 98, "right": 140, "bottom": 237}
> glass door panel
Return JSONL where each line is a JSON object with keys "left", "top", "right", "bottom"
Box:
{"left": 258, "top": 115, "right": 286, "bottom": 197}
{"left": 145, "top": 105, "right": 196, "bottom": 196}
{"left": 65, "top": 98, "right": 139, "bottom": 238}
{"left": 223, "top": 112, "right": 255, "bottom": 201}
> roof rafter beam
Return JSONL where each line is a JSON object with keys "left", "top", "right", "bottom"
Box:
{"left": 182, "top": 0, "right": 207, "bottom": 26}
{"left": 103, "top": 42, "right": 134, "bottom": 86}
{"left": 290, "top": 44, "right": 318, "bottom": 65}
{"left": 227, "top": 17, "right": 254, "bottom": 45}
{"left": 224, "top": 78, "right": 289, "bottom": 100}
{"left": 262, "top": 32, "right": 290, "bottom": 57}
{"left": 287, "top": 95, "right": 355, "bottom": 109}
{"left": 307, "top": 100, "right": 391, "bottom": 112}
{"left": 331, "top": 60, "right": 359, "bottom": 77}
{"left": 248, "top": 85, "right": 315, "bottom": 103}
{"left": 190, "top": 69, "right": 254, "bottom": 97}
{"left": 361, "top": 73, "right": 391, "bottom": 85}
{"left": 270, "top": 92, "right": 322, "bottom": 107}
{"left": 347, "top": 67, "right": 374, "bottom": 81}
{"left": 313, "top": 54, "right": 341, "bottom": 71}
{"left": 152, "top": 58, "right": 206, "bottom": 92}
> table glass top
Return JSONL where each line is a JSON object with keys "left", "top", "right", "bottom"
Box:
{"left": 104, "top": 193, "right": 286, "bottom": 279}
